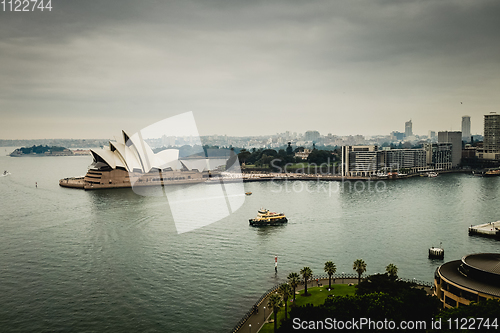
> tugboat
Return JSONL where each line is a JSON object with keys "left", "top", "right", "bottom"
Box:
{"left": 3, "top": 170, "right": 8, "bottom": 176}
{"left": 249, "top": 208, "right": 288, "bottom": 227}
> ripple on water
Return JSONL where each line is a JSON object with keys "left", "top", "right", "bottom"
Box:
{"left": 2, "top": 159, "right": 500, "bottom": 333}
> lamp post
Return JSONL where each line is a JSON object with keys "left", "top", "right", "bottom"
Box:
{"left": 342, "top": 272, "right": 344, "bottom": 284}
{"left": 263, "top": 306, "right": 266, "bottom": 322}
{"left": 249, "top": 324, "right": 251, "bottom": 333}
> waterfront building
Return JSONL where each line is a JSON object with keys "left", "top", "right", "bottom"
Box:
{"left": 434, "top": 253, "right": 500, "bottom": 309}
{"left": 484, "top": 112, "right": 500, "bottom": 152}
{"left": 405, "top": 120, "right": 413, "bottom": 138}
{"left": 424, "top": 143, "right": 452, "bottom": 170}
{"left": 341, "top": 145, "right": 382, "bottom": 177}
{"left": 462, "top": 146, "right": 477, "bottom": 160}
{"left": 461, "top": 116, "right": 471, "bottom": 142}
{"left": 59, "top": 130, "right": 213, "bottom": 190}
{"left": 438, "top": 131, "right": 462, "bottom": 168}
{"left": 477, "top": 113, "right": 500, "bottom": 160}
{"left": 383, "top": 149, "right": 427, "bottom": 173}
{"left": 341, "top": 145, "right": 428, "bottom": 176}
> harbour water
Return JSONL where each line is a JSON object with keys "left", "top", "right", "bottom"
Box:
{"left": 1, "top": 148, "right": 500, "bottom": 332}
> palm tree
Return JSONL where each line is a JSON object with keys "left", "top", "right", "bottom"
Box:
{"left": 386, "top": 263, "right": 398, "bottom": 278}
{"left": 287, "top": 272, "right": 300, "bottom": 302}
{"left": 353, "top": 259, "right": 367, "bottom": 284}
{"left": 300, "top": 266, "right": 313, "bottom": 296}
{"left": 268, "top": 293, "right": 283, "bottom": 332}
{"left": 278, "top": 283, "right": 293, "bottom": 320}
{"left": 324, "top": 261, "right": 337, "bottom": 289}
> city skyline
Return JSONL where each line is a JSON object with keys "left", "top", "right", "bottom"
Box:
{"left": 1, "top": 1, "right": 500, "bottom": 139}
{"left": 0, "top": 119, "right": 486, "bottom": 142}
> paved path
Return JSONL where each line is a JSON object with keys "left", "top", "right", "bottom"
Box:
{"left": 234, "top": 278, "right": 433, "bottom": 333}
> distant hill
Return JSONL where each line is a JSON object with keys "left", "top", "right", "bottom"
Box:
{"left": 10, "top": 145, "right": 74, "bottom": 157}
{"left": 0, "top": 138, "right": 109, "bottom": 148}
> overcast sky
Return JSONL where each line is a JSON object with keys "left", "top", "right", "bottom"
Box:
{"left": 1, "top": 0, "right": 499, "bottom": 139}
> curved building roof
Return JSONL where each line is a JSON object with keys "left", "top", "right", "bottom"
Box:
{"left": 90, "top": 130, "right": 182, "bottom": 173}
{"left": 438, "top": 253, "right": 500, "bottom": 298}
{"left": 463, "top": 253, "right": 500, "bottom": 275}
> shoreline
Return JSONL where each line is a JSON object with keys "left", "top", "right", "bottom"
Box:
{"left": 59, "top": 169, "right": 474, "bottom": 190}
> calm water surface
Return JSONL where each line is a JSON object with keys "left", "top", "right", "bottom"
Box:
{"left": 1, "top": 148, "right": 499, "bottom": 332}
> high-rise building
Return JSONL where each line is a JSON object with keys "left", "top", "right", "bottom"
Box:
{"left": 304, "top": 130, "right": 321, "bottom": 142}
{"left": 462, "top": 116, "right": 471, "bottom": 142}
{"left": 438, "top": 131, "right": 462, "bottom": 168}
{"left": 484, "top": 113, "right": 500, "bottom": 153}
{"left": 475, "top": 113, "right": 500, "bottom": 160}
{"left": 405, "top": 120, "right": 413, "bottom": 138}
{"left": 390, "top": 131, "right": 405, "bottom": 141}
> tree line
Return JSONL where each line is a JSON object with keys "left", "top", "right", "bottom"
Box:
{"left": 237, "top": 145, "right": 338, "bottom": 171}
{"left": 16, "top": 145, "right": 66, "bottom": 154}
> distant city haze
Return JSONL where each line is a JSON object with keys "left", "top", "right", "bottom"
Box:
{"left": 1, "top": 1, "right": 499, "bottom": 139}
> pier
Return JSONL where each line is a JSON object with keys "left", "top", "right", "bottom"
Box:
{"left": 468, "top": 221, "right": 500, "bottom": 239}
{"left": 428, "top": 247, "right": 444, "bottom": 259}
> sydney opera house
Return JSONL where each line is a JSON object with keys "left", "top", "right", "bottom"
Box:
{"left": 59, "top": 130, "right": 217, "bottom": 190}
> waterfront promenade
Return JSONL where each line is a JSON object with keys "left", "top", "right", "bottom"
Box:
{"left": 236, "top": 169, "right": 472, "bottom": 183}
{"left": 232, "top": 277, "right": 432, "bottom": 333}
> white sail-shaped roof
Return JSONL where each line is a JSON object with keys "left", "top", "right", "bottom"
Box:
{"left": 126, "top": 132, "right": 159, "bottom": 173}
{"left": 155, "top": 149, "right": 181, "bottom": 170}
{"left": 90, "top": 148, "right": 119, "bottom": 169}
{"left": 90, "top": 130, "right": 184, "bottom": 173}
{"left": 110, "top": 142, "right": 143, "bottom": 172}
{"left": 180, "top": 159, "right": 211, "bottom": 172}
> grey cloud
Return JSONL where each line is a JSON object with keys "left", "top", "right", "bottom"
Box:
{"left": 1, "top": 0, "right": 499, "bottom": 138}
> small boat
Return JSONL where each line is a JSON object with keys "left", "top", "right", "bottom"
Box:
{"left": 249, "top": 208, "right": 287, "bottom": 227}
{"left": 473, "top": 169, "right": 500, "bottom": 177}
{"left": 427, "top": 172, "right": 438, "bottom": 177}
{"left": 484, "top": 169, "right": 500, "bottom": 177}
{"left": 3, "top": 170, "right": 8, "bottom": 176}
{"left": 245, "top": 192, "right": 252, "bottom": 195}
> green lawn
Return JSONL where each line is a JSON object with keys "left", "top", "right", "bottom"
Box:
{"left": 258, "top": 284, "right": 356, "bottom": 333}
